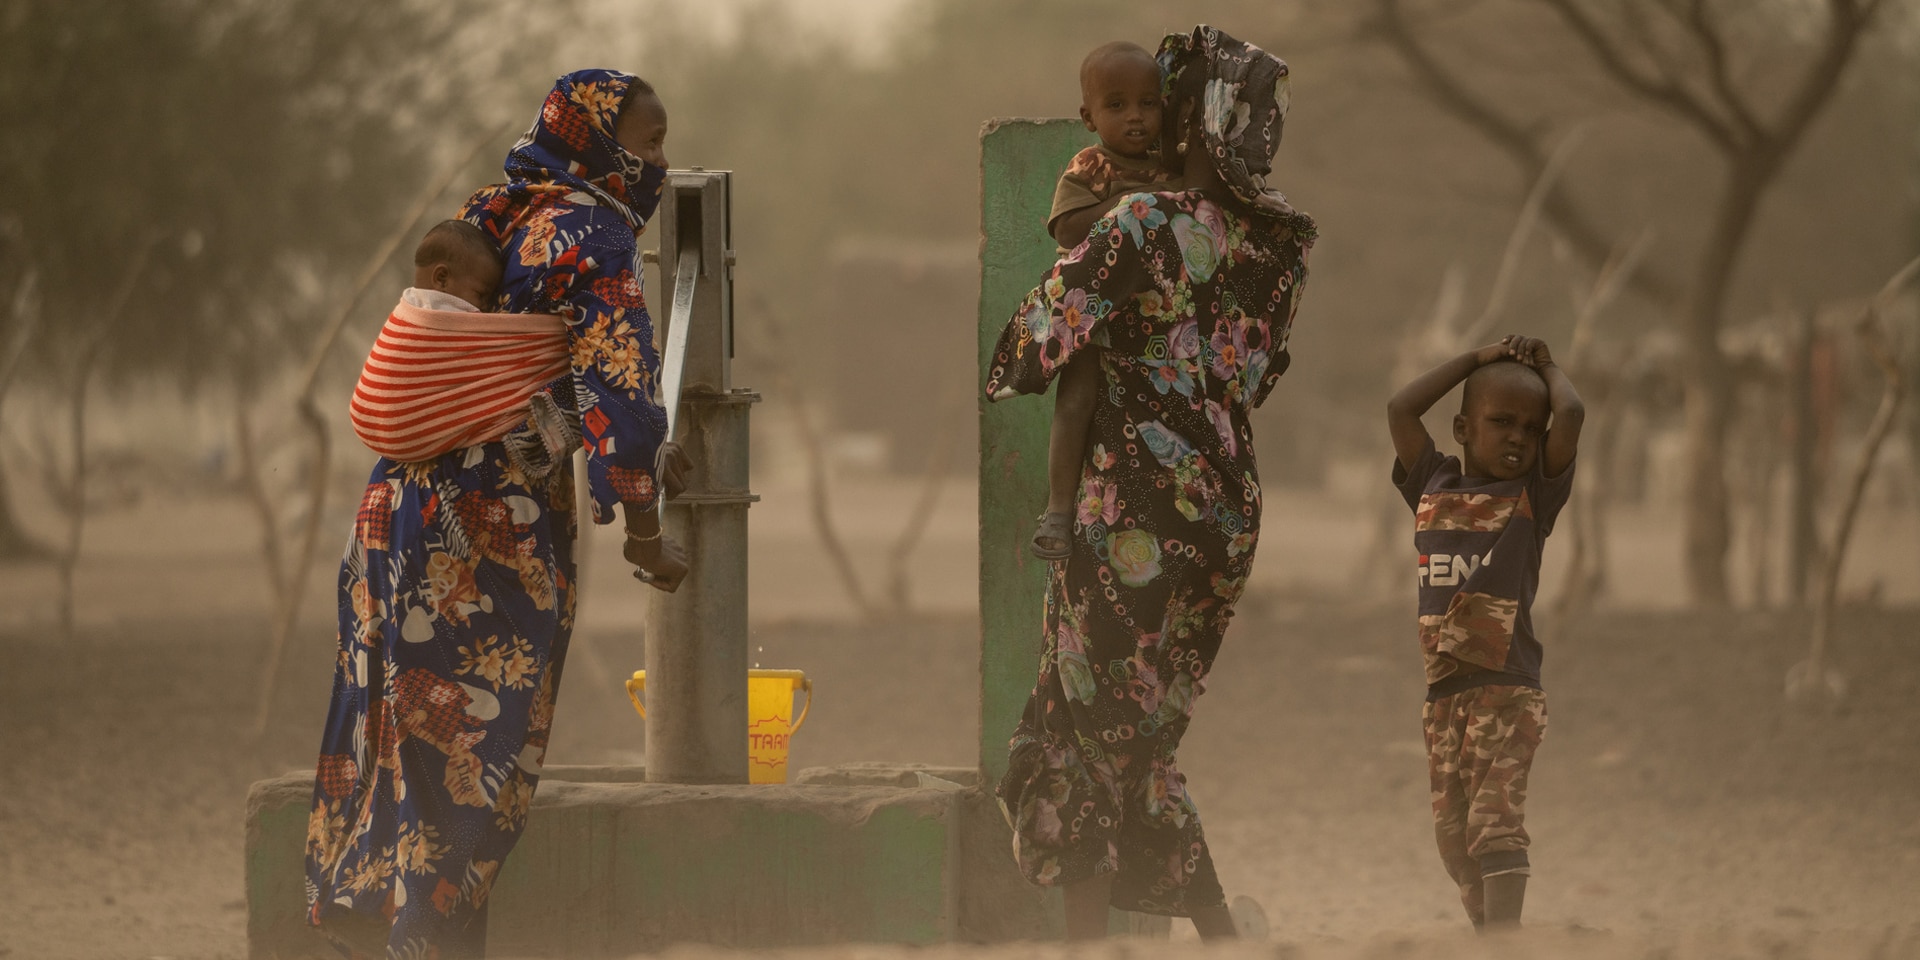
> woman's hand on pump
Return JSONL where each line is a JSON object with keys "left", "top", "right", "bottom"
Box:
{"left": 655, "top": 441, "right": 693, "bottom": 499}
{"left": 623, "top": 504, "right": 689, "bottom": 593}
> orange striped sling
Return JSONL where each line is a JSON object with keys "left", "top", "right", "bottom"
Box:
{"left": 349, "top": 298, "right": 571, "bottom": 462}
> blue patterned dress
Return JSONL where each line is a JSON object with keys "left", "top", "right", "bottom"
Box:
{"left": 304, "top": 70, "right": 667, "bottom": 959}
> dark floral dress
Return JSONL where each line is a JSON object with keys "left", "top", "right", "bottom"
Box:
{"left": 986, "top": 189, "right": 1313, "bottom": 915}
{"left": 304, "top": 70, "right": 667, "bottom": 959}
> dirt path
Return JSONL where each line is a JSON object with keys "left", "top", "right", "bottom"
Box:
{"left": 2, "top": 599, "right": 1916, "bottom": 959}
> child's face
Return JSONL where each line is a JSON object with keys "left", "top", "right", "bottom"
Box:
{"left": 1080, "top": 56, "right": 1163, "bottom": 159}
{"left": 1453, "top": 373, "right": 1549, "bottom": 481}
{"left": 416, "top": 255, "right": 502, "bottom": 312}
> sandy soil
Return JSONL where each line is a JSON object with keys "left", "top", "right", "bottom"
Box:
{"left": 1, "top": 481, "right": 1916, "bottom": 959}
{"left": 3, "top": 600, "right": 1917, "bottom": 958}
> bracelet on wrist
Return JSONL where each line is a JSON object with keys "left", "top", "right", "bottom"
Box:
{"left": 625, "top": 528, "right": 662, "bottom": 546}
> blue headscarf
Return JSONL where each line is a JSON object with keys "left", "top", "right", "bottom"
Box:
{"left": 465, "top": 69, "right": 668, "bottom": 241}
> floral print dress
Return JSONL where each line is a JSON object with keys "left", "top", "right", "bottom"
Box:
{"left": 304, "top": 70, "right": 667, "bottom": 959}
{"left": 986, "top": 189, "right": 1313, "bottom": 915}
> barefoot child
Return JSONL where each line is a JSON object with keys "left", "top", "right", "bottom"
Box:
{"left": 1030, "top": 40, "right": 1181, "bottom": 558}
{"left": 1385, "top": 335, "right": 1584, "bottom": 930}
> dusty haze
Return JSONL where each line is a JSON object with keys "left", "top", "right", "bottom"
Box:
{"left": 1, "top": 0, "right": 1917, "bottom": 957}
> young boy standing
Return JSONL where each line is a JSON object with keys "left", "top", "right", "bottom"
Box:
{"left": 1385, "top": 334, "right": 1584, "bottom": 930}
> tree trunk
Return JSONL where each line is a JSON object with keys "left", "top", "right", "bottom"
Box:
{"left": 233, "top": 399, "right": 291, "bottom": 610}
{"left": 57, "top": 338, "right": 108, "bottom": 642}
{"left": 1785, "top": 311, "right": 1819, "bottom": 606}
{"left": 1679, "top": 160, "right": 1775, "bottom": 605}
{"left": 1796, "top": 311, "right": 1907, "bottom": 701}
{"left": 0, "top": 467, "right": 47, "bottom": 560}
{"left": 1680, "top": 367, "right": 1733, "bottom": 605}
{"left": 1741, "top": 398, "right": 1776, "bottom": 610}
{"left": 0, "top": 268, "right": 49, "bottom": 560}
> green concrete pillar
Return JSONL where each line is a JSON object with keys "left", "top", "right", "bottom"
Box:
{"left": 976, "top": 118, "right": 1093, "bottom": 788}
{"left": 973, "top": 120, "right": 1172, "bottom": 943}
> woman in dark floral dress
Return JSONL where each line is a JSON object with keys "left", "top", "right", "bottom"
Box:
{"left": 304, "top": 70, "right": 689, "bottom": 959}
{"left": 986, "top": 26, "right": 1316, "bottom": 939}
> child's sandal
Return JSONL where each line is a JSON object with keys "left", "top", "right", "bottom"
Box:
{"left": 1029, "top": 512, "right": 1073, "bottom": 561}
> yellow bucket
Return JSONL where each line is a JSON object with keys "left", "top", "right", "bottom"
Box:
{"left": 624, "top": 669, "right": 813, "bottom": 784}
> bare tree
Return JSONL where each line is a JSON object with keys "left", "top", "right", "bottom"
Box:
{"left": 741, "top": 294, "right": 877, "bottom": 618}
{"left": 53, "top": 335, "right": 109, "bottom": 642}
{"left": 1787, "top": 254, "right": 1917, "bottom": 704}
{"left": 1373, "top": 0, "right": 1891, "bottom": 604}
{"left": 1551, "top": 230, "right": 1654, "bottom": 616}
{"left": 0, "top": 268, "right": 49, "bottom": 559}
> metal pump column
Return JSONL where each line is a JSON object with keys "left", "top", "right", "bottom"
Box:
{"left": 646, "top": 169, "right": 759, "bottom": 784}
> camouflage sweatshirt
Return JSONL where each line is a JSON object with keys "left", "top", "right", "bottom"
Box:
{"left": 1393, "top": 437, "right": 1575, "bottom": 699}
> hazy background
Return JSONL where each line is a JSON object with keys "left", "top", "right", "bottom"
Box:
{"left": 2, "top": 0, "right": 1917, "bottom": 623}
{"left": 2, "top": 2, "right": 1918, "bottom": 957}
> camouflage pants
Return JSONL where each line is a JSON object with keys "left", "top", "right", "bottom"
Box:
{"left": 1422, "top": 684, "right": 1546, "bottom": 926}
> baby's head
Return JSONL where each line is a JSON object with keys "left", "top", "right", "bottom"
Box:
{"left": 1452, "top": 361, "right": 1550, "bottom": 481}
{"left": 413, "top": 219, "right": 503, "bottom": 311}
{"left": 1078, "top": 41, "right": 1163, "bottom": 160}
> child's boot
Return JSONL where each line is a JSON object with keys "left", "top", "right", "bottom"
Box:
{"left": 1481, "top": 873, "right": 1527, "bottom": 929}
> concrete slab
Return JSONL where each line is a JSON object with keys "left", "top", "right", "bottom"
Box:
{"left": 247, "top": 769, "right": 962, "bottom": 959}
{"left": 795, "top": 762, "right": 978, "bottom": 789}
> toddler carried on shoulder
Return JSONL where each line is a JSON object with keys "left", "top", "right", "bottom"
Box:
{"left": 1031, "top": 40, "right": 1181, "bottom": 558}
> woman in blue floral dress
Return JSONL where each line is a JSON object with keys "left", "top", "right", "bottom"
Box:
{"left": 304, "top": 69, "right": 688, "bottom": 959}
{"left": 986, "top": 27, "right": 1315, "bottom": 939}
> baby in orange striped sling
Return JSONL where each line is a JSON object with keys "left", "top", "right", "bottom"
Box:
{"left": 351, "top": 219, "right": 574, "bottom": 471}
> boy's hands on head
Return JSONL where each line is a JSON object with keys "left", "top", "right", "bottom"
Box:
{"left": 1473, "top": 340, "right": 1514, "bottom": 366}
{"left": 1508, "top": 336, "right": 1555, "bottom": 369}
{"left": 1529, "top": 337, "right": 1584, "bottom": 479}
{"left": 1473, "top": 336, "right": 1530, "bottom": 367}
{"left": 1390, "top": 335, "right": 1541, "bottom": 475}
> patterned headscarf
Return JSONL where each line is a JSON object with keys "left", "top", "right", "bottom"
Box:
{"left": 464, "top": 69, "right": 668, "bottom": 241}
{"left": 1157, "top": 25, "right": 1291, "bottom": 210}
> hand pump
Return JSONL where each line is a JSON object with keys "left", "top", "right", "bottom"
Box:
{"left": 646, "top": 169, "right": 759, "bottom": 784}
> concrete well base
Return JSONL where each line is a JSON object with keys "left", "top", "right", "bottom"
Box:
{"left": 247, "top": 765, "right": 964, "bottom": 959}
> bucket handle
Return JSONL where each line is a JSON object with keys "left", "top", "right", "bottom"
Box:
{"left": 625, "top": 672, "right": 809, "bottom": 731}
{"left": 625, "top": 674, "right": 646, "bottom": 719}
{"left": 791, "top": 678, "right": 813, "bottom": 733}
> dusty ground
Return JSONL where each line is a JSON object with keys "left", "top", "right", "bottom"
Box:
{"left": 1, "top": 479, "right": 1917, "bottom": 959}
{"left": 3, "top": 598, "right": 1917, "bottom": 958}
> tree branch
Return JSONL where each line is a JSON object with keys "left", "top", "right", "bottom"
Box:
{"left": 1540, "top": 0, "right": 1740, "bottom": 152}
{"left": 1370, "top": 0, "right": 1682, "bottom": 304}
{"left": 1376, "top": 0, "right": 1542, "bottom": 163}
{"left": 1676, "top": 0, "right": 1764, "bottom": 142}
{"left": 1462, "top": 126, "right": 1591, "bottom": 343}
{"left": 1766, "top": 0, "right": 1883, "bottom": 154}
{"left": 0, "top": 268, "right": 42, "bottom": 402}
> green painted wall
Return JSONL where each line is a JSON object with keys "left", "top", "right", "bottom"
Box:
{"left": 976, "top": 118, "right": 1094, "bottom": 788}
